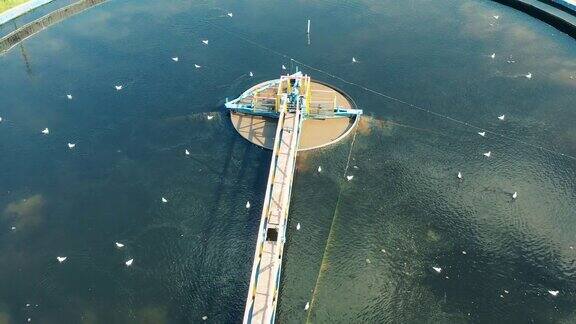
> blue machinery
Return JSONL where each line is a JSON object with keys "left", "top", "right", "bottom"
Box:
{"left": 225, "top": 72, "right": 363, "bottom": 119}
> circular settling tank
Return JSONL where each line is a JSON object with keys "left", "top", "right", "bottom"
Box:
{"left": 229, "top": 80, "right": 359, "bottom": 151}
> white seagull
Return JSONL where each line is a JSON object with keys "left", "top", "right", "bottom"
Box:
{"left": 512, "top": 191, "right": 518, "bottom": 199}
{"left": 115, "top": 85, "right": 123, "bottom": 91}
{"left": 56, "top": 256, "right": 67, "bottom": 263}
{"left": 352, "top": 57, "right": 357, "bottom": 63}
{"left": 202, "top": 316, "right": 208, "bottom": 321}
{"left": 227, "top": 12, "right": 233, "bottom": 17}
{"left": 246, "top": 201, "right": 251, "bottom": 209}
{"left": 194, "top": 64, "right": 202, "bottom": 69}
{"left": 125, "top": 258, "right": 134, "bottom": 267}
{"left": 432, "top": 266, "right": 442, "bottom": 273}
{"left": 478, "top": 131, "right": 486, "bottom": 137}
{"left": 493, "top": 15, "right": 500, "bottom": 19}
{"left": 282, "top": 64, "right": 286, "bottom": 70}
{"left": 0, "top": 117, "right": 2, "bottom": 122}
{"left": 304, "top": 302, "right": 310, "bottom": 310}
{"left": 457, "top": 172, "right": 463, "bottom": 180}
{"left": 296, "top": 222, "right": 301, "bottom": 230}
{"left": 548, "top": 290, "right": 559, "bottom": 296}
{"left": 161, "top": 197, "right": 168, "bottom": 203}
{"left": 483, "top": 151, "right": 492, "bottom": 158}
{"left": 249, "top": 71, "right": 254, "bottom": 77}
{"left": 41, "top": 128, "right": 50, "bottom": 135}
{"left": 525, "top": 72, "right": 532, "bottom": 79}
{"left": 490, "top": 53, "right": 496, "bottom": 59}
{"left": 67, "top": 94, "right": 73, "bottom": 100}
{"left": 346, "top": 175, "right": 354, "bottom": 181}
{"left": 202, "top": 39, "right": 209, "bottom": 45}
{"left": 185, "top": 149, "right": 190, "bottom": 156}
{"left": 115, "top": 242, "right": 125, "bottom": 248}
{"left": 172, "top": 57, "right": 179, "bottom": 62}
{"left": 317, "top": 166, "right": 322, "bottom": 173}
{"left": 207, "top": 115, "right": 214, "bottom": 120}
{"left": 498, "top": 115, "right": 505, "bottom": 121}
{"left": 67, "top": 143, "right": 76, "bottom": 149}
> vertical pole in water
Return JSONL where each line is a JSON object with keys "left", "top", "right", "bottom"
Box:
{"left": 306, "top": 19, "right": 311, "bottom": 45}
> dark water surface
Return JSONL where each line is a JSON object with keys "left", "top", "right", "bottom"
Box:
{"left": 1, "top": 0, "right": 575, "bottom": 323}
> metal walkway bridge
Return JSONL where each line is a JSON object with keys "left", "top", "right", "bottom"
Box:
{"left": 242, "top": 76, "right": 304, "bottom": 324}
{"left": 225, "top": 72, "right": 361, "bottom": 323}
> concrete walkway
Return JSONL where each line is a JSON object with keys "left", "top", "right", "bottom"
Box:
{"left": 0, "top": 0, "right": 55, "bottom": 25}
{"left": 550, "top": 0, "right": 576, "bottom": 11}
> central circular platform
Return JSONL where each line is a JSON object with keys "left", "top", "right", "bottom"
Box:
{"left": 230, "top": 80, "right": 359, "bottom": 151}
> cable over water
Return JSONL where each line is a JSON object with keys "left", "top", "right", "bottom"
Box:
{"left": 207, "top": 20, "right": 576, "bottom": 162}
{"left": 305, "top": 127, "right": 359, "bottom": 323}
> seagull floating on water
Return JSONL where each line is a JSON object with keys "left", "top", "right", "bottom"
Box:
{"left": 282, "top": 64, "right": 286, "bottom": 70}
{"left": 115, "top": 242, "right": 125, "bottom": 248}
{"left": 202, "top": 316, "right": 208, "bottom": 321}
{"left": 161, "top": 197, "right": 168, "bottom": 203}
{"left": 115, "top": 85, "right": 123, "bottom": 91}
{"left": 548, "top": 290, "right": 559, "bottom": 296}
{"left": 493, "top": 15, "right": 500, "bottom": 19}
{"left": 194, "top": 64, "right": 202, "bottom": 69}
{"left": 172, "top": 57, "right": 179, "bottom": 62}
{"left": 457, "top": 172, "right": 463, "bottom": 179}
{"left": 346, "top": 175, "right": 354, "bottom": 181}
{"left": 462, "top": 251, "right": 467, "bottom": 255}
{"left": 125, "top": 258, "right": 134, "bottom": 267}
{"left": 246, "top": 201, "right": 251, "bottom": 209}
{"left": 490, "top": 53, "right": 496, "bottom": 59}
{"left": 525, "top": 72, "right": 532, "bottom": 79}
{"left": 11, "top": 226, "right": 16, "bottom": 230}
{"left": 478, "top": 131, "right": 486, "bottom": 137}
{"left": 207, "top": 115, "right": 214, "bottom": 120}
{"left": 227, "top": 12, "right": 233, "bottom": 17}
{"left": 56, "top": 256, "right": 67, "bottom": 263}
{"left": 41, "top": 128, "right": 50, "bottom": 135}
{"left": 352, "top": 57, "right": 357, "bottom": 63}
{"left": 296, "top": 222, "right": 301, "bottom": 230}
{"left": 202, "top": 39, "right": 209, "bottom": 45}
{"left": 432, "top": 266, "right": 442, "bottom": 273}
{"left": 185, "top": 149, "right": 190, "bottom": 156}
{"left": 317, "top": 166, "right": 322, "bottom": 173}
{"left": 512, "top": 191, "right": 518, "bottom": 199}
{"left": 67, "top": 94, "right": 73, "bottom": 100}
{"left": 483, "top": 151, "right": 492, "bottom": 158}
{"left": 67, "top": 143, "right": 76, "bottom": 149}
{"left": 249, "top": 71, "right": 254, "bottom": 77}
{"left": 498, "top": 115, "right": 505, "bottom": 121}
{"left": 304, "top": 302, "right": 310, "bottom": 311}
{"left": 0, "top": 117, "right": 3, "bottom": 122}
